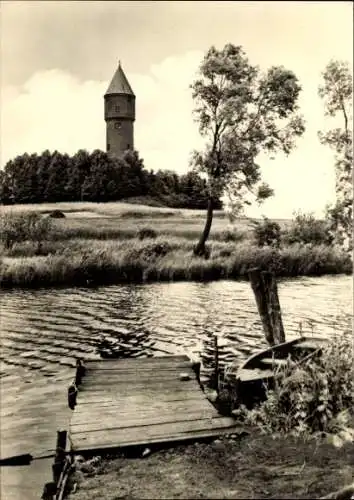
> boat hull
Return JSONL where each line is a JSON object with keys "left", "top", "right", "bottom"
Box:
{"left": 226, "top": 337, "right": 327, "bottom": 409}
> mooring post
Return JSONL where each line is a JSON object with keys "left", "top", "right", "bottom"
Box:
{"left": 68, "top": 381, "right": 77, "bottom": 410}
{"left": 75, "top": 358, "right": 86, "bottom": 386}
{"left": 262, "top": 271, "right": 285, "bottom": 344}
{"left": 248, "top": 268, "right": 286, "bottom": 346}
{"left": 248, "top": 268, "right": 275, "bottom": 345}
{"left": 52, "top": 430, "right": 67, "bottom": 485}
{"left": 41, "top": 481, "right": 56, "bottom": 500}
{"left": 213, "top": 334, "right": 219, "bottom": 393}
{"left": 191, "top": 361, "right": 201, "bottom": 385}
{"left": 56, "top": 430, "right": 67, "bottom": 458}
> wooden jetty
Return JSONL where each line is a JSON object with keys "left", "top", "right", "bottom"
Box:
{"left": 68, "top": 355, "right": 240, "bottom": 454}
{"left": 0, "top": 373, "right": 71, "bottom": 500}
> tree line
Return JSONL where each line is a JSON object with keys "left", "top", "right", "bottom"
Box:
{"left": 0, "top": 149, "right": 222, "bottom": 209}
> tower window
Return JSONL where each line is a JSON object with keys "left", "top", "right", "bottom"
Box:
{"left": 114, "top": 122, "right": 122, "bottom": 130}
{"left": 115, "top": 105, "right": 120, "bottom": 113}
{"left": 107, "top": 144, "right": 111, "bottom": 151}
{"left": 127, "top": 144, "right": 130, "bottom": 149}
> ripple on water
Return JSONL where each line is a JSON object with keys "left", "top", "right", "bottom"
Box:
{"left": 0, "top": 277, "right": 352, "bottom": 497}
{"left": 0, "top": 277, "right": 352, "bottom": 373}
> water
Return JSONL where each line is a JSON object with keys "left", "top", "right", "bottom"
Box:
{"left": 0, "top": 275, "right": 352, "bottom": 499}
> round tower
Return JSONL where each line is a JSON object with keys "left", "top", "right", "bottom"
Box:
{"left": 104, "top": 62, "right": 135, "bottom": 157}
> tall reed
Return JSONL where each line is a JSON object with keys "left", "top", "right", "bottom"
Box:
{"left": 0, "top": 239, "right": 351, "bottom": 289}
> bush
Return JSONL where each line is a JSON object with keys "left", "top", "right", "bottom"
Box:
{"left": 232, "top": 334, "right": 354, "bottom": 437}
{"left": 129, "top": 241, "right": 173, "bottom": 262}
{"left": 283, "top": 211, "right": 333, "bottom": 246}
{"left": 219, "top": 229, "right": 244, "bottom": 243}
{"left": 252, "top": 217, "right": 281, "bottom": 248}
{"left": 49, "top": 210, "right": 65, "bottom": 218}
{"left": 136, "top": 226, "right": 158, "bottom": 240}
{"left": 0, "top": 211, "right": 53, "bottom": 251}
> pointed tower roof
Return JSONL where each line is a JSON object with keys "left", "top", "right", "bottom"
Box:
{"left": 105, "top": 61, "right": 135, "bottom": 96}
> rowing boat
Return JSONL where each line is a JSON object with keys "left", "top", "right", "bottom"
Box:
{"left": 225, "top": 336, "right": 327, "bottom": 409}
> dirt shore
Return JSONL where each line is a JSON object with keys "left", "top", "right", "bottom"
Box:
{"left": 66, "top": 431, "right": 353, "bottom": 500}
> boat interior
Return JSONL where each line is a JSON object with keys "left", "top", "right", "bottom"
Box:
{"left": 246, "top": 337, "right": 326, "bottom": 371}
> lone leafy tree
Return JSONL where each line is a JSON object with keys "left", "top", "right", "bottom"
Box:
{"left": 190, "top": 44, "right": 305, "bottom": 256}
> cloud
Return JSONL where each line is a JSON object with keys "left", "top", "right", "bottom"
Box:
{"left": 0, "top": 49, "right": 344, "bottom": 218}
{"left": 0, "top": 51, "right": 206, "bottom": 170}
{"left": 1, "top": 70, "right": 106, "bottom": 161}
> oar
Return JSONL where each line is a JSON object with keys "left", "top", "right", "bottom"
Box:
{"left": 0, "top": 452, "right": 57, "bottom": 466}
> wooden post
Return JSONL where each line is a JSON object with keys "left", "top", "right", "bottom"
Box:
{"left": 56, "top": 457, "right": 72, "bottom": 500}
{"left": 213, "top": 334, "right": 219, "bottom": 392}
{"left": 52, "top": 430, "right": 67, "bottom": 485}
{"left": 68, "top": 382, "right": 77, "bottom": 410}
{"left": 75, "top": 358, "right": 86, "bottom": 386}
{"left": 191, "top": 361, "right": 201, "bottom": 385}
{"left": 264, "top": 271, "right": 285, "bottom": 344}
{"left": 56, "top": 430, "right": 67, "bottom": 457}
{"left": 52, "top": 462, "right": 61, "bottom": 485}
{"left": 248, "top": 268, "right": 275, "bottom": 345}
{"left": 248, "top": 268, "right": 285, "bottom": 346}
{"left": 41, "top": 482, "right": 56, "bottom": 500}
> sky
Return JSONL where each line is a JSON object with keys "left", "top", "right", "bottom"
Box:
{"left": 1, "top": 1, "right": 353, "bottom": 218}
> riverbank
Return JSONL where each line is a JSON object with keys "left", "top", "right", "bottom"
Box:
{"left": 0, "top": 238, "right": 352, "bottom": 288}
{"left": 0, "top": 203, "right": 352, "bottom": 288}
{"left": 66, "top": 430, "right": 354, "bottom": 499}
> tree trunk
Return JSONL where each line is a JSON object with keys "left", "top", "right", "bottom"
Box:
{"left": 194, "top": 197, "right": 214, "bottom": 257}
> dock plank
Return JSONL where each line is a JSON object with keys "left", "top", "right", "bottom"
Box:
{"left": 71, "top": 425, "right": 242, "bottom": 454}
{"left": 69, "top": 355, "right": 239, "bottom": 453}
{"left": 71, "top": 417, "right": 236, "bottom": 449}
{"left": 81, "top": 372, "right": 196, "bottom": 384}
{"left": 70, "top": 411, "right": 218, "bottom": 433}
{"left": 76, "top": 392, "right": 203, "bottom": 406}
{"left": 84, "top": 356, "right": 192, "bottom": 370}
{"left": 84, "top": 365, "right": 195, "bottom": 375}
{"left": 70, "top": 405, "right": 216, "bottom": 425}
{"left": 72, "top": 417, "right": 237, "bottom": 449}
{"left": 77, "top": 386, "right": 201, "bottom": 399}
{"left": 79, "top": 379, "right": 198, "bottom": 390}
{"left": 70, "top": 399, "right": 213, "bottom": 423}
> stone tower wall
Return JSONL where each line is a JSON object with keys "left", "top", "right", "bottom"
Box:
{"left": 104, "top": 93, "right": 135, "bottom": 157}
{"left": 106, "top": 119, "right": 134, "bottom": 156}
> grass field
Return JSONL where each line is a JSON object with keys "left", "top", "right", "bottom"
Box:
{"left": 0, "top": 201, "right": 219, "bottom": 218}
{"left": 0, "top": 201, "right": 293, "bottom": 240}
{"left": 51, "top": 216, "right": 251, "bottom": 241}
{"left": 0, "top": 200, "right": 293, "bottom": 224}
